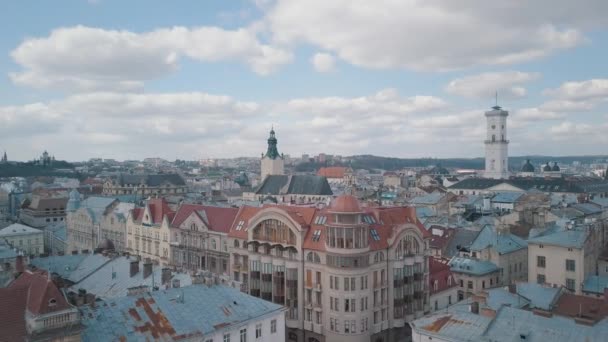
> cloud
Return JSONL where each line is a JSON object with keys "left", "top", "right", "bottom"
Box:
{"left": 513, "top": 107, "right": 565, "bottom": 121}
{"left": 543, "top": 79, "right": 608, "bottom": 101}
{"left": 263, "top": 0, "right": 606, "bottom": 71}
{"left": 10, "top": 25, "right": 292, "bottom": 91}
{"left": 311, "top": 52, "right": 336, "bottom": 72}
{"left": 445, "top": 71, "right": 541, "bottom": 99}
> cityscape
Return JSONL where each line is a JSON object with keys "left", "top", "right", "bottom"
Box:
{"left": 1, "top": 1, "right": 608, "bottom": 342}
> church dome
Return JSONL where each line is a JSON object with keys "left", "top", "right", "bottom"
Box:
{"left": 329, "top": 195, "right": 361, "bottom": 213}
{"left": 543, "top": 162, "right": 552, "bottom": 172}
{"left": 97, "top": 239, "right": 115, "bottom": 252}
{"left": 552, "top": 162, "right": 560, "bottom": 172}
{"left": 521, "top": 159, "right": 535, "bottom": 173}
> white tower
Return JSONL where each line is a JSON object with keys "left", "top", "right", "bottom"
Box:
{"left": 260, "top": 128, "right": 284, "bottom": 180}
{"left": 484, "top": 105, "right": 509, "bottom": 179}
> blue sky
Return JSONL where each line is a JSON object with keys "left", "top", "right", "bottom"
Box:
{"left": 1, "top": 0, "right": 607, "bottom": 161}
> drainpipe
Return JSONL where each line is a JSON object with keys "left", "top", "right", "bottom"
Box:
{"left": 301, "top": 246, "right": 306, "bottom": 342}
{"left": 385, "top": 245, "right": 390, "bottom": 341}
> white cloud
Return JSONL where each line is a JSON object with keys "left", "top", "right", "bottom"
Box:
{"left": 10, "top": 25, "right": 292, "bottom": 91}
{"left": 445, "top": 71, "right": 540, "bottom": 99}
{"left": 263, "top": 0, "right": 606, "bottom": 71}
{"left": 311, "top": 53, "right": 336, "bottom": 72}
{"left": 513, "top": 107, "right": 565, "bottom": 121}
{"left": 543, "top": 79, "right": 608, "bottom": 101}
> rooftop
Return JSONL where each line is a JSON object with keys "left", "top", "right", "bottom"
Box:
{"left": 468, "top": 225, "right": 527, "bottom": 255}
{"left": 448, "top": 256, "right": 500, "bottom": 276}
{"left": 79, "top": 285, "right": 284, "bottom": 341}
{"left": 528, "top": 224, "right": 589, "bottom": 249}
{"left": 0, "top": 223, "right": 42, "bottom": 237}
{"left": 254, "top": 175, "right": 333, "bottom": 196}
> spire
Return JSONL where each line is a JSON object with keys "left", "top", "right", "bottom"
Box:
{"left": 492, "top": 90, "right": 501, "bottom": 110}
{"left": 264, "top": 127, "right": 280, "bottom": 160}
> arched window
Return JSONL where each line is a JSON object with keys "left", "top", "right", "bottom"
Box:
{"left": 211, "top": 239, "right": 216, "bottom": 250}
{"left": 190, "top": 223, "right": 197, "bottom": 231}
{"left": 447, "top": 276, "right": 453, "bottom": 286}
{"left": 492, "top": 134, "right": 496, "bottom": 142}
{"left": 306, "top": 252, "right": 321, "bottom": 263}
{"left": 374, "top": 251, "right": 384, "bottom": 263}
{"left": 234, "top": 239, "right": 240, "bottom": 248}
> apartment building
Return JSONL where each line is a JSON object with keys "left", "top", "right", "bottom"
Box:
{"left": 227, "top": 195, "right": 431, "bottom": 342}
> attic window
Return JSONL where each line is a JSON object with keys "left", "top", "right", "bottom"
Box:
{"left": 363, "top": 215, "right": 376, "bottom": 224}
{"left": 370, "top": 229, "right": 380, "bottom": 241}
{"left": 49, "top": 298, "right": 57, "bottom": 306}
{"left": 235, "top": 220, "right": 245, "bottom": 231}
{"left": 314, "top": 216, "right": 327, "bottom": 225}
{"left": 312, "top": 230, "right": 321, "bottom": 242}
{"left": 145, "top": 215, "right": 149, "bottom": 221}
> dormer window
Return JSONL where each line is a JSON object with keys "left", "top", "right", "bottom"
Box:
{"left": 49, "top": 298, "right": 57, "bottom": 306}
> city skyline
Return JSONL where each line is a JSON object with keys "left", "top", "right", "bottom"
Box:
{"left": 1, "top": 1, "right": 608, "bottom": 161}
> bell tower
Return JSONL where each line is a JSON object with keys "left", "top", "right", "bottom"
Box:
{"left": 484, "top": 104, "right": 509, "bottom": 179}
{"left": 260, "top": 127, "right": 284, "bottom": 180}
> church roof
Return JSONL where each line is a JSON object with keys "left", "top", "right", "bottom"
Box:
{"left": 543, "top": 162, "right": 552, "bottom": 172}
{"left": 254, "top": 175, "right": 333, "bottom": 196}
{"left": 521, "top": 159, "right": 535, "bottom": 172}
{"left": 552, "top": 162, "right": 560, "bottom": 172}
{"left": 263, "top": 128, "right": 281, "bottom": 160}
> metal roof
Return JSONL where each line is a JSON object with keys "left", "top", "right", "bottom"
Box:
{"left": 582, "top": 275, "right": 608, "bottom": 295}
{"left": 469, "top": 225, "right": 527, "bottom": 255}
{"left": 448, "top": 256, "right": 500, "bottom": 276}
{"left": 30, "top": 254, "right": 110, "bottom": 283}
{"left": 79, "top": 285, "right": 284, "bottom": 341}
{"left": 527, "top": 225, "right": 588, "bottom": 249}
{"left": 0, "top": 223, "right": 43, "bottom": 237}
{"left": 491, "top": 192, "right": 523, "bottom": 203}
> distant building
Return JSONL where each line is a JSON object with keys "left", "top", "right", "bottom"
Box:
{"left": 19, "top": 194, "right": 68, "bottom": 228}
{"left": 484, "top": 105, "right": 509, "bottom": 179}
{"left": 126, "top": 198, "right": 174, "bottom": 266}
{"left": 429, "top": 257, "right": 458, "bottom": 312}
{"left": 318, "top": 166, "right": 356, "bottom": 186}
{"left": 245, "top": 175, "right": 333, "bottom": 204}
{"left": 102, "top": 173, "right": 187, "bottom": 196}
{"left": 448, "top": 256, "right": 501, "bottom": 301}
{"left": 260, "top": 128, "right": 285, "bottom": 180}
{"left": 448, "top": 177, "right": 608, "bottom": 197}
{"left": 0, "top": 223, "right": 44, "bottom": 256}
{"left": 78, "top": 285, "right": 286, "bottom": 342}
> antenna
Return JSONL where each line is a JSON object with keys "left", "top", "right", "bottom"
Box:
{"left": 495, "top": 91, "right": 498, "bottom": 107}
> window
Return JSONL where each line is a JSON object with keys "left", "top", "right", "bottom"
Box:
{"left": 312, "top": 229, "right": 321, "bottom": 242}
{"left": 255, "top": 324, "right": 262, "bottom": 339}
{"left": 448, "top": 295, "right": 452, "bottom": 305}
{"left": 537, "top": 256, "right": 546, "bottom": 268}
{"left": 467, "top": 281, "right": 473, "bottom": 289}
{"left": 459, "top": 279, "right": 464, "bottom": 287}
{"left": 271, "top": 319, "right": 277, "bottom": 334}
{"left": 566, "top": 259, "right": 575, "bottom": 272}
{"left": 537, "top": 274, "right": 545, "bottom": 284}
{"left": 224, "top": 333, "right": 230, "bottom": 342}
{"left": 240, "top": 328, "right": 247, "bottom": 342}
{"left": 566, "top": 278, "right": 576, "bottom": 291}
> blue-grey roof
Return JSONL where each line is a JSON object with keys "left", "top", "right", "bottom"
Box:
{"left": 448, "top": 256, "right": 500, "bottom": 276}
{"left": 30, "top": 254, "right": 110, "bottom": 283}
{"left": 444, "top": 228, "right": 480, "bottom": 258}
{"left": 69, "top": 256, "right": 192, "bottom": 299}
{"left": 79, "top": 197, "right": 117, "bottom": 224}
{"left": 411, "top": 192, "right": 443, "bottom": 205}
{"left": 485, "top": 305, "right": 608, "bottom": 342}
{"left": 45, "top": 224, "right": 67, "bottom": 242}
{"left": 582, "top": 275, "right": 608, "bottom": 295}
{"left": 515, "top": 282, "right": 561, "bottom": 310}
{"left": 410, "top": 310, "right": 494, "bottom": 341}
{"left": 458, "top": 287, "right": 529, "bottom": 311}
{"left": 469, "top": 225, "right": 527, "bottom": 255}
{"left": 79, "top": 285, "right": 285, "bottom": 341}
{"left": 255, "top": 175, "right": 333, "bottom": 196}
{"left": 491, "top": 192, "right": 523, "bottom": 203}
{"left": 527, "top": 224, "right": 588, "bottom": 249}
{"left": 589, "top": 196, "right": 608, "bottom": 208}
{"left": 415, "top": 206, "right": 435, "bottom": 218}
{"left": 570, "top": 203, "right": 603, "bottom": 215}
{"left": 0, "top": 241, "right": 18, "bottom": 260}
{"left": 0, "top": 223, "right": 42, "bottom": 237}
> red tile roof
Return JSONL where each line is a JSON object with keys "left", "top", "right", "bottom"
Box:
{"left": 229, "top": 206, "right": 263, "bottom": 239}
{"left": 0, "top": 285, "right": 28, "bottom": 341}
{"left": 429, "top": 257, "right": 457, "bottom": 295}
{"left": 171, "top": 204, "right": 238, "bottom": 233}
{"left": 553, "top": 293, "right": 608, "bottom": 321}
{"left": 317, "top": 167, "right": 348, "bottom": 178}
{"left": 329, "top": 195, "right": 361, "bottom": 213}
{"left": 10, "top": 270, "right": 72, "bottom": 315}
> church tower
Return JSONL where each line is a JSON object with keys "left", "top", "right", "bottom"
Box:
{"left": 260, "top": 128, "right": 284, "bottom": 180}
{"left": 484, "top": 104, "right": 509, "bottom": 179}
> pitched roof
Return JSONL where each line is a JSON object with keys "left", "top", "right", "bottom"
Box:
{"left": 317, "top": 166, "right": 348, "bottom": 178}
{"left": 469, "top": 225, "right": 527, "bottom": 254}
{"left": 79, "top": 285, "right": 285, "bottom": 341}
{"left": 9, "top": 270, "right": 72, "bottom": 315}
{"left": 0, "top": 285, "right": 28, "bottom": 341}
{"left": 171, "top": 204, "right": 238, "bottom": 233}
{"left": 255, "top": 175, "right": 333, "bottom": 196}
{"left": 0, "top": 223, "right": 43, "bottom": 237}
{"left": 448, "top": 256, "right": 500, "bottom": 276}
{"left": 429, "top": 257, "right": 457, "bottom": 295}
{"left": 27, "top": 196, "right": 68, "bottom": 211}
{"left": 114, "top": 173, "right": 186, "bottom": 187}
{"left": 528, "top": 224, "right": 588, "bottom": 249}
{"left": 449, "top": 177, "right": 608, "bottom": 193}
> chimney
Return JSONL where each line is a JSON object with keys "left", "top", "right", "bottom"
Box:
{"left": 143, "top": 261, "right": 153, "bottom": 279}
{"left": 508, "top": 283, "right": 517, "bottom": 294}
{"left": 15, "top": 255, "right": 25, "bottom": 273}
{"left": 470, "top": 301, "right": 479, "bottom": 314}
{"left": 130, "top": 260, "right": 139, "bottom": 277}
{"left": 161, "top": 268, "right": 171, "bottom": 285}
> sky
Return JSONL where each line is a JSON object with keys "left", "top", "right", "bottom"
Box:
{"left": 1, "top": 0, "right": 607, "bottom": 162}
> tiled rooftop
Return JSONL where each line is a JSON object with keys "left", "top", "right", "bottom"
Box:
{"left": 448, "top": 256, "right": 500, "bottom": 276}
{"left": 79, "top": 285, "right": 284, "bottom": 341}
{"left": 469, "top": 224, "right": 527, "bottom": 255}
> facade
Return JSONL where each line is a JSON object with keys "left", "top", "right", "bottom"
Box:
{"left": 170, "top": 204, "right": 238, "bottom": 275}
{"left": 228, "top": 195, "right": 432, "bottom": 342}
{"left": 19, "top": 194, "right": 68, "bottom": 228}
{"left": 318, "top": 167, "right": 356, "bottom": 186}
{"left": 0, "top": 188, "right": 9, "bottom": 228}
{"left": 0, "top": 269, "right": 82, "bottom": 341}
{"left": 484, "top": 105, "right": 509, "bottom": 179}
{"left": 261, "top": 128, "right": 285, "bottom": 180}
{"left": 126, "top": 198, "right": 174, "bottom": 266}
{"left": 448, "top": 256, "right": 501, "bottom": 301}
{"left": 0, "top": 223, "right": 44, "bottom": 256}
{"left": 527, "top": 221, "right": 601, "bottom": 294}
{"left": 78, "top": 285, "right": 286, "bottom": 342}
{"left": 102, "top": 173, "right": 187, "bottom": 196}
{"left": 428, "top": 257, "right": 458, "bottom": 312}
{"left": 66, "top": 192, "right": 134, "bottom": 254}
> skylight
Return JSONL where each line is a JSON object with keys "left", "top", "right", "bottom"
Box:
{"left": 235, "top": 220, "right": 245, "bottom": 231}
{"left": 312, "top": 229, "right": 321, "bottom": 242}
{"left": 370, "top": 229, "right": 380, "bottom": 241}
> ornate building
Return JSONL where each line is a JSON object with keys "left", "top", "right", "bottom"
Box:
{"left": 126, "top": 198, "right": 174, "bottom": 266}
{"left": 484, "top": 105, "right": 509, "bottom": 179}
{"left": 169, "top": 204, "right": 238, "bottom": 275}
{"left": 228, "top": 195, "right": 431, "bottom": 342}
{"left": 102, "top": 173, "right": 187, "bottom": 196}
{"left": 261, "top": 128, "right": 285, "bottom": 180}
